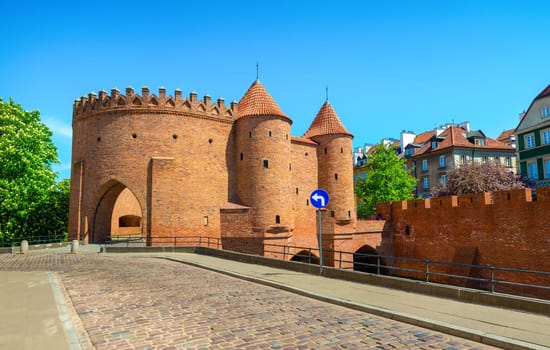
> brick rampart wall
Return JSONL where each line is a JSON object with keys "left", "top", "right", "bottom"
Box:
{"left": 377, "top": 187, "right": 550, "bottom": 299}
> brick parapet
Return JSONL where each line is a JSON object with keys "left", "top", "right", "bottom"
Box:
{"left": 377, "top": 187, "right": 550, "bottom": 299}
{"left": 73, "top": 86, "right": 237, "bottom": 122}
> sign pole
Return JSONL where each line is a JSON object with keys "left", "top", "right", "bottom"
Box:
{"left": 310, "top": 189, "right": 329, "bottom": 275}
{"left": 318, "top": 208, "right": 323, "bottom": 274}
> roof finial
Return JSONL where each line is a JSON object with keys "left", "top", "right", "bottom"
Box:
{"left": 256, "top": 61, "right": 259, "bottom": 81}
{"left": 325, "top": 85, "right": 329, "bottom": 102}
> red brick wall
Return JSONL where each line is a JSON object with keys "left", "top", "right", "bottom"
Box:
{"left": 234, "top": 115, "right": 292, "bottom": 231}
{"left": 70, "top": 89, "right": 235, "bottom": 243}
{"left": 377, "top": 188, "right": 550, "bottom": 299}
{"left": 312, "top": 134, "right": 355, "bottom": 224}
{"left": 220, "top": 206, "right": 263, "bottom": 254}
{"left": 289, "top": 140, "right": 319, "bottom": 248}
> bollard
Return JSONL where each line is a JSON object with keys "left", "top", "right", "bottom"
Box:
{"left": 20, "top": 240, "right": 29, "bottom": 254}
{"left": 71, "top": 240, "right": 79, "bottom": 254}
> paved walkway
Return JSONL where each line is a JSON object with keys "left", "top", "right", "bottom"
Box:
{"left": 0, "top": 248, "right": 548, "bottom": 349}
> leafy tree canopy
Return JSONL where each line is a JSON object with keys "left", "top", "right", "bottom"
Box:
{"left": 0, "top": 97, "right": 66, "bottom": 245}
{"left": 355, "top": 142, "right": 416, "bottom": 217}
{"left": 431, "top": 161, "right": 527, "bottom": 197}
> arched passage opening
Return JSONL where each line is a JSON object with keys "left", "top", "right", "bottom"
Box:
{"left": 111, "top": 188, "right": 142, "bottom": 238}
{"left": 290, "top": 250, "right": 320, "bottom": 265}
{"left": 354, "top": 245, "right": 381, "bottom": 274}
{"left": 93, "top": 181, "right": 143, "bottom": 243}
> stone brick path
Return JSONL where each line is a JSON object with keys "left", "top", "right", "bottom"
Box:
{"left": 0, "top": 254, "right": 497, "bottom": 349}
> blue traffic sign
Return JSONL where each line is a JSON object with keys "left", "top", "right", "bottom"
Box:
{"left": 310, "top": 189, "right": 330, "bottom": 209}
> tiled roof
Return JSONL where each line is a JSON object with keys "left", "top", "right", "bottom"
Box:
{"left": 237, "top": 80, "right": 289, "bottom": 120}
{"left": 303, "top": 101, "right": 352, "bottom": 139}
{"left": 413, "top": 130, "right": 435, "bottom": 145}
{"left": 535, "top": 84, "right": 550, "bottom": 101}
{"left": 496, "top": 129, "right": 514, "bottom": 143}
{"left": 516, "top": 84, "right": 550, "bottom": 130}
{"left": 291, "top": 136, "right": 318, "bottom": 145}
{"left": 413, "top": 126, "right": 515, "bottom": 156}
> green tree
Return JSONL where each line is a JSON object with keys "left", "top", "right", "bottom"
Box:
{"left": 355, "top": 143, "right": 416, "bottom": 217}
{"left": 0, "top": 98, "right": 66, "bottom": 245}
{"left": 431, "top": 161, "right": 527, "bottom": 197}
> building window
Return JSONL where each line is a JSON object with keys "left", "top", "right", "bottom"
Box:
{"left": 506, "top": 156, "right": 511, "bottom": 167}
{"left": 263, "top": 160, "right": 269, "bottom": 168}
{"left": 475, "top": 138, "right": 485, "bottom": 146}
{"left": 249, "top": 131, "right": 252, "bottom": 138}
{"left": 423, "top": 177, "right": 429, "bottom": 189}
{"left": 324, "top": 147, "right": 327, "bottom": 154}
{"left": 275, "top": 215, "right": 280, "bottom": 224}
{"left": 545, "top": 159, "right": 550, "bottom": 179}
{"left": 528, "top": 161, "right": 538, "bottom": 180}
{"left": 432, "top": 141, "right": 437, "bottom": 149}
{"left": 542, "top": 106, "right": 549, "bottom": 118}
{"left": 542, "top": 129, "right": 550, "bottom": 145}
{"left": 482, "top": 155, "right": 488, "bottom": 163}
{"left": 525, "top": 133, "right": 535, "bottom": 149}
{"left": 439, "top": 155, "right": 446, "bottom": 168}
{"left": 405, "top": 148, "right": 414, "bottom": 157}
{"left": 461, "top": 154, "right": 467, "bottom": 164}
{"left": 268, "top": 131, "right": 272, "bottom": 137}
{"left": 240, "top": 152, "right": 243, "bottom": 160}
{"left": 295, "top": 187, "right": 299, "bottom": 194}
{"left": 203, "top": 216, "right": 209, "bottom": 226}
{"left": 422, "top": 159, "right": 428, "bottom": 171}
{"left": 334, "top": 173, "right": 338, "bottom": 180}
{"left": 441, "top": 175, "right": 447, "bottom": 186}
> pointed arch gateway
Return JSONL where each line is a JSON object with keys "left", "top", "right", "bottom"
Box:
{"left": 92, "top": 180, "right": 144, "bottom": 243}
{"left": 353, "top": 245, "right": 383, "bottom": 274}
{"left": 290, "top": 250, "right": 320, "bottom": 265}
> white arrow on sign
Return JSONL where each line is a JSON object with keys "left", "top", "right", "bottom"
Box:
{"left": 312, "top": 193, "right": 325, "bottom": 207}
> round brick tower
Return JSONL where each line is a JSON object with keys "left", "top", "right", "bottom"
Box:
{"left": 235, "top": 80, "right": 293, "bottom": 232}
{"left": 303, "top": 101, "right": 355, "bottom": 224}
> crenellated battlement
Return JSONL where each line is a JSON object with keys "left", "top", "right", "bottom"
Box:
{"left": 73, "top": 86, "right": 239, "bottom": 120}
{"left": 377, "top": 187, "right": 550, "bottom": 217}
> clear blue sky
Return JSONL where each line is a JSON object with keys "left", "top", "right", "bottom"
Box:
{"left": 1, "top": 1, "right": 549, "bottom": 180}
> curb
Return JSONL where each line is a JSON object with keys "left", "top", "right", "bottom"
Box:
{"left": 48, "top": 272, "right": 82, "bottom": 350}
{"left": 161, "top": 255, "right": 546, "bottom": 350}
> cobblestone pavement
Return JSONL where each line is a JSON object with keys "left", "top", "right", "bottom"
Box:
{"left": 0, "top": 254, "right": 498, "bottom": 350}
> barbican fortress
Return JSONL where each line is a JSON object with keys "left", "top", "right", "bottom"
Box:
{"left": 68, "top": 79, "right": 379, "bottom": 257}
{"left": 68, "top": 79, "right": 550, "bottom": 299}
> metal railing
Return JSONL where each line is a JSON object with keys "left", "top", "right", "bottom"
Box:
{"left": 104, "top": 235, "right": 221, "bottom": 249}
{"left": 3, "top": 234, "right": 68, "bottom": 247}
{"left": 101, "top": 234, "right": 550, "bottom": 300}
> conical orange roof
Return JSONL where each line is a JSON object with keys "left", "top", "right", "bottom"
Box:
{"left": 303, "top": 101, "right": 352, "bottom": 139}
{"left": 237, "top": 80, "right": 289, "bottom": 120}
